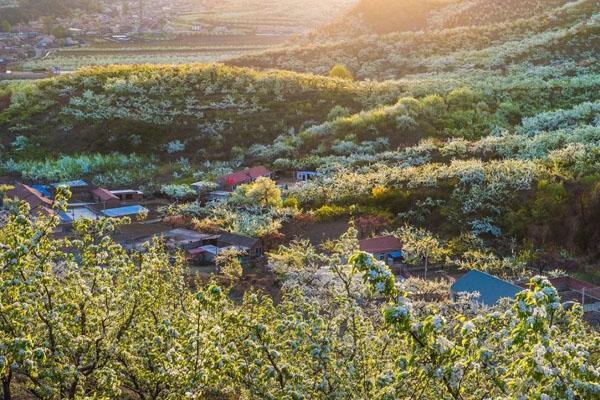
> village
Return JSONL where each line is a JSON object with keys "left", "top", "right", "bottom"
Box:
{"left": 0, "top": 0, "right": 180, "bottom": 74}
{"left": 3, "top": 163, "right": 600, "bottom": 328}
{"left": 0, "top": 0, "right": 304, "bottom": 77}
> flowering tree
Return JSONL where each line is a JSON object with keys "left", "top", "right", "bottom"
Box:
{"left": 398, "top": 225, "right": 447, "bottom": 278}
{"left": 215, "top": 248, "right": 244, "bottom": 281}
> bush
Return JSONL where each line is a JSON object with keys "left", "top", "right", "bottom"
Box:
{"left": 314, "top": 204, "right": 350, "bottom": 221}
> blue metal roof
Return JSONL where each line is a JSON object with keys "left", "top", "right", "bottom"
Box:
{"left": 31, "top": 184, "right": 52, "bottom": 198}
{"left": 57, "top": 211, "right": 73, "bottom": 224}
{"left": 390, "top": 250, "right": 403, "bottom": 259}
{"left": 102, "top": 205, "right": 148, "bottom": 218}
{"left": 451, "top": 270, "right": 522, "bottom": 306}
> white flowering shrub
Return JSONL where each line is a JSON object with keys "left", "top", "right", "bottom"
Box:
{"left": 160, "top": 184, "right": 196, "bottom": 200}
{"left": 165, "top": 140, "right": 186, "bottom": 154}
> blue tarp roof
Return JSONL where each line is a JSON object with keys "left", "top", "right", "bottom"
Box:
{"left": 451, "top": 270, "right": 522, "bottom": 306}
{"left": 102, "top": 205, "right": 148, "bottom": 218}
{"left": 389, "top": 250, "right": 403, "bottom": 259}
{"left": 31, "top": 184, "right": 52, "bottom": 198}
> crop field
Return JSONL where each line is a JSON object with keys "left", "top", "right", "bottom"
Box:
{"left": 173, "top": 0, "right": 357, "bottom": 33}
{"left": 23, "top": 34, "right": 288, "bottom": 70}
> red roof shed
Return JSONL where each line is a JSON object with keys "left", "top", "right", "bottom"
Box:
{"left": 359, "top": 236, "right": 403, "bottom": 254}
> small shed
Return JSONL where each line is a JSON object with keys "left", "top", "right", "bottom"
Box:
{"left": 296, "top": 170, "right": 320, "bottom": 182}
{"left": 218, "top": 166, "right": 271, "bottom": 191}
{"left": 451, "top": 270, "right": 522, "bottom": 307}
{"left": 218, "top": 233, "right": 263, "bottom": 259}
{"left": 162, "top": 229, "right": 219, "bottom": 250}
{"left": 110, "top": 189, "right": 144, "bottom": 202}
{"left": 359, "top": 235, "right": 403, "bottom": 264}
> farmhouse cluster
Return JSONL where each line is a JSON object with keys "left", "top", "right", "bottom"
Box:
{"left": 4, "top": 162, "right": 599, "bottom": 328}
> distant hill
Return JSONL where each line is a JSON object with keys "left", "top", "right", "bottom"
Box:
{"left": 429, "top": 0, "right": 572, "bottom": 29}
{"left": 305, "top": 0, "right": 451, "bottom": 41}
{"left": 307, "top": 0, "right": 575, "bottom": 42}
{"left": 351, "top": 0, "right": 450, "bottom": 33}
{"left": 1, "top": 0, "right": 100, "bottom": 23}
{"left": 232, "top": 0, "right": 598, "bottom": 80}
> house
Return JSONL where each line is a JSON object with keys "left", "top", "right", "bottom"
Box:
{"left": 8, "top": 183, "right": 54, "bottom": 216}
{"left": 92, "top": 188, "right": 120, "bottom": 208}
{"left": 296, "top": 170, "right": 320, "bottom": 182}
{"left": 218, "top": 166, "right": 271, "bottom": 191}
{"left": 110, "top": 189, "right": 144, "bottom": 202}
{"left": 51, "top": 180, "right": 93, "bottom": 202}
{"left": 359, "top": 235, "right": 403, "bottom": 264}
{"left": 548, "top": 276, "right": 600, "bottom": 313}
{"left": 218, "top": 232, "right": 264, "bottom": 259}
{"left": 102, "top": 205, "right": 148, "bottom": 218}
{"left": 451, "top": 270, "right": 522, "bottom": 307}
{"left": 162, "top": 229, "right": 219, "bottom": 250}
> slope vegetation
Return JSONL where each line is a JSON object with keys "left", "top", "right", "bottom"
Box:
{"left": 0, "top": 64, "right": 401, "bottom": 159}
{"left": 230, "top": 0, "right": 599, "bottom": 80}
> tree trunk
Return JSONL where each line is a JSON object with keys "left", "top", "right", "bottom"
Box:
{"left": 424, "top": 256, "right": 428, "bottom": 280}
{"left": 2, "top": 369, "right": 12, "bottom": 400}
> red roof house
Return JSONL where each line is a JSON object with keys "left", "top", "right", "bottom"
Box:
{"left": 218, "top": 166, "right": 271, "bottom": 191}
{"left": 8, "top": 183, "right": 56, "bottom": 217}
{"left": 9, "top": 183, "right": 53, "bottom": 209}
{"left": 92, "top": 187, "right": 120, "bottom": 208}
{"left": 359, "top": 235, "right": 403, "bottom": 263}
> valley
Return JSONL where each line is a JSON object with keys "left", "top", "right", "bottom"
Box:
{"left": 0, "top": 1, "right": 599, "bottom": 399}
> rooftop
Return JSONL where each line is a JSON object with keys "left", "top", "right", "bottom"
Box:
{"left": 102, "top": 205, "right": 148, "bottom": 218}
{"left": 8, "top": 183, "right": 53, "bottom": 209}
{"left": 359, "top": 235, "right": 402, "bottom": 254}
{"left": 92, "top": 187, "right": 119, "bottom": 202}
{"left": 451, "top": 270, "right": 523, "bottom": 307}
{"left": 218, "top": 232, "right": 259, "bottom": 249}
{"left": 51, "top": 180, "right": 89, "bottom": 188}
{"left": 219, "top": 166, "right": 270, "bottom": 186}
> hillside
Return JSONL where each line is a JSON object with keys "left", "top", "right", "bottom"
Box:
{"left": 0, "top": 64, "right": 397, "bottom": 158}
{"left": 308, "top": 0, "right": 574, "bottom": 42}
{"left": 1, "top": 1, "right": 600, "bottom": 399}
{"left": 311, "top": 0, "right": 452, "bottom": 40}
{"left": 231, "top": 0, "right": 599, "bottom": 80}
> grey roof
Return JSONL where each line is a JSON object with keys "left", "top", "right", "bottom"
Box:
{"left": 51, "top": 180, "right": 89, "bottom": 188}
{"left": 218, "top": 232, "right": 259, "bottom": 249}
{"left": 451, "top": 270, "right": 522, "bottom": 306}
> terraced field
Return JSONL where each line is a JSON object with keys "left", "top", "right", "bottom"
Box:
{"left": 23, "top": 34, "right": 288, "bottom": 70}
{"left": 174, "top": 0, "right": 357, "bottom": 34}
{"left": 20, "top": 0, "right": 356, "bottom": 71}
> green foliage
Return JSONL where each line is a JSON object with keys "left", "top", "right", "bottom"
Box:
{"left": 233, "top": 177, "right": 282, "bottom": 208}
{"left": 215, "top": 248, "right": 244, "bottom": 281}
{"left": 329, "top": 64, "right": 353, "bottom": 80}
{"left": 0, "top": 19, "right": 11, "bottom": 32}
{"left": 313, "top": 204, "right": 350, "bottom": 221}
{"left": 0, "top": 205, "right": 598, "bottom": 399}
